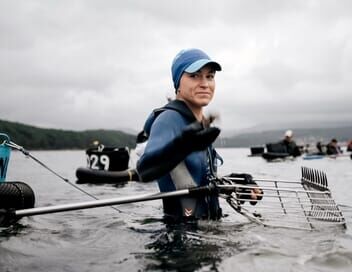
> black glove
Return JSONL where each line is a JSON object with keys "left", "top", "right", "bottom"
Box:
{"left": 226, "top": 173, "right": 263, "bottom": 205}
{"left": 177, "top": 122, "right": 220, "bottom": 152}
{"left": 137, "top": 122, "right": 220, "bottom": 182}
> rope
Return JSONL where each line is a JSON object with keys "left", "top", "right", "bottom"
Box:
{"left": 5, "top": 140, "right": 122, "bottom": 213}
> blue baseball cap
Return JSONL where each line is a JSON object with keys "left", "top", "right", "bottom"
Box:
{"left": 171, "top": 48, "right": 222, "bottom": 90}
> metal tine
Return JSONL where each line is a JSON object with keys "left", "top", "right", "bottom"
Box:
{"left": 320, "top": 171, "right": 324, "bottom": 187}
{"left": 311, "top": 168, "right": 316, "bottom": 184}
{"left": 306, "top": 167, "right": 310, "bottom": 180}
{"left": 308, "top": 168, "right": 326, "bottom": 189}
{"left": 314, "top": 168, "right": 318, "bottom": 184}
{"left": 305, "top": 167, "right": 310, "bottom": 181}
{"left": 306, "top": 168, "right": 312, "bottom": 180}
{"left": 323, "top": 172, "right": 328, "bottom": 187}
{"left": 318, "top": 169, "right": 325, "bottom": 188}
{"left": 321, "top": 170, "right": 326, "bottom": 187}
{"left": 315, "top": 169, "right": 321, "bottom": 186}
{"left": 301, "top": 168, "right": 329, "bottom": 191}
{"left": 311, "top": 168, "right": 315, "bottom": 184}
{"left": 306, "top": 167, "right": 311, "bottom": 181}
{"left": 314, "top": 168, "right": 318, "bottom": 183}
{"left": 302, "top": 166, "right": 306, "bottom": 179}
{"left": 310, "top": 168, "right": 314, "bottom": 183}
{"left": 315, "top": 170, "right": 325, "bottom": 187}
{"left": 317, "top": 170, "right": 322, "bottom": 187}
{"left": 323, "top": 170, "right": 327, "bottom": 187}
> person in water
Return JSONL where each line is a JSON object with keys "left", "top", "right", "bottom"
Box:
{"left": 316, "top": 141, "right": 325, "bottom": 154}
{"left": 347, "top": 139, "right": 352, "bottom": 152}
{"left": 326, "top": 138, "right": 343, "bottom": 155}
{"left": 280, "top": 130, "right": 301, "bottom": 157}
{"left": 136, "top": 48, "right": 262, "bottom": 222}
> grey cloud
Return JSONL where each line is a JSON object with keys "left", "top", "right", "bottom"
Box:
{"left": 0, "top": 0, "right": 351, "bottom": 133}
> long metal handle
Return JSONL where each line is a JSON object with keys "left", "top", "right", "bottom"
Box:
{"left": 15, "top": 189, "right": 192, "bottom": 217}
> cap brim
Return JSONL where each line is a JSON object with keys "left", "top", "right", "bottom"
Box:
{"left": 184, "top": 59, "right": 222, "bottom": 73}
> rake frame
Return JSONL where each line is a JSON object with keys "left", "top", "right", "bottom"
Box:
{"left": 218, "top": 167, "right": 346, "bottom": 230}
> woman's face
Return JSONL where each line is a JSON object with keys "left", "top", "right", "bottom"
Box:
{"left": 177, "top": 65, "right": 216, "bottom": 109}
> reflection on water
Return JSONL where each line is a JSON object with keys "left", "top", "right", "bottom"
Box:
{"left": 130, "top": 217, "right": 263, "bottom": 271}
{"left": 133, "top": 223, "right": 223, "bottom": 271}
{"left": 144, "top": 223, "right": 223, "bottom": 271}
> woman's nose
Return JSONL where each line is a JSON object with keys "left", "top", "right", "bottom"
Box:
{"left": 199, "top": 76, "right": 209, "bottom": 87}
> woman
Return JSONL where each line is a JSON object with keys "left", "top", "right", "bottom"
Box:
{"left": 137, "top": 48, "right": 259, "bottom": 222}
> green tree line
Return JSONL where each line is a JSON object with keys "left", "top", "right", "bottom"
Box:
{"left": 0, "top": 119, "right": 136, "bottom": 150}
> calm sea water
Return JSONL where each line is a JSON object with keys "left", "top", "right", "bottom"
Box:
{"left": 1, "top": 148, "right": 352, "bottom": 271}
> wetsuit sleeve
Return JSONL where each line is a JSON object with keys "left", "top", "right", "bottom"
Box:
{"left": 136, "top": 112, "right": 220, "bottom": 182}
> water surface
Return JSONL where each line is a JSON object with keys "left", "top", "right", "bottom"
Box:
{"left": 1, "top": 148, "right": 351, "bottom": 271}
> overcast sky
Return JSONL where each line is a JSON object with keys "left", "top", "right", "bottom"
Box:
{"left": 0, "top": 0, "right": 351, "bottom": 134}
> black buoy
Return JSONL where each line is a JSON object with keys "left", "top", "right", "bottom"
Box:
{"left": 0, "top": 181, "right": 35, "bottom": 227}
{"left": 86, "top": 146, "right": 130, "bottom": 171}
{"left": 76, "top": 167, "right": 137, "bottom": 184}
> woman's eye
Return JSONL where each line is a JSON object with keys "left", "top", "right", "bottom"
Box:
{"left": 188, "top": 73, "right": 214, "bottom": 79}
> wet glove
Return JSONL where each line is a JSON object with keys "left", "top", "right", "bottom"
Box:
{"left": 137, "top": 122, "right": 220, "bottom": 182}
{"left": 178, "top": 122, "right": 220, "bottom": 151}
{"left": 226, "top": 173, "right": 263, "bottom": 205}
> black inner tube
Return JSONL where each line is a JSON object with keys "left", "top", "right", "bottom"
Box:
{"left": 76, "top": 167, "right": 138, "bottom": 184}
{"left": 0, "top": 181, "right": 35, "bottom": 227}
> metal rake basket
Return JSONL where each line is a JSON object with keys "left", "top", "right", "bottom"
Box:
{"left": 219, "top": 167, "right": 346, "bottom": 230}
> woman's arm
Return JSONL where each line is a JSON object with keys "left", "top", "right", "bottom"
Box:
{"left": 137, "top": 112, "right": 220, "bottom": 182}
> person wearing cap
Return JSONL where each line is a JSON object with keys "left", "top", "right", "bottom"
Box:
{"left": 280, "top": 130, "right": 301, "bottom": 157}
{"left": 136, "top": 48, "right": 262, "bottom": 223}
{"left": 136, "top": 48, "right": 222, "bottom": 222}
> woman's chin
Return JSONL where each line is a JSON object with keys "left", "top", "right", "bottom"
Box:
{"left": 196, "top": 98, "right": 212, "bottom": 106}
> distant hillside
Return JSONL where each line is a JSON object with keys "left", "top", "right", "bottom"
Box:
{"left": 0, "top": 119, "right": 136, "bottom": 150}
{"left": 222, "top": 120, "right": 352, "bottom": 137}
{"left": 1, "top": 119, "right": 351, "bottom": 149}
{"left": 217, "top": 126, "right": 352, "bottom": 148}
